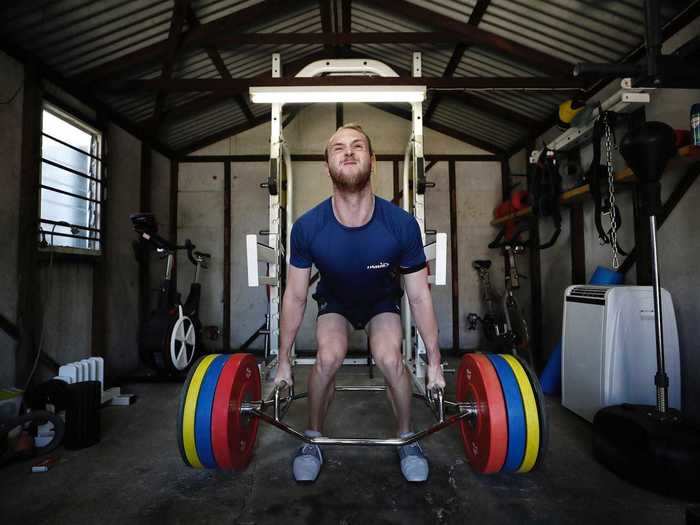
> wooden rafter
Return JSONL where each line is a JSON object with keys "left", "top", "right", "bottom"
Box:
{"left": 362, "top": 0, "right": 572, "bottom": 76}
{"left": 341, "top": 50, "right": 551, "bottom": 130}
{"left": 341, "top": 0, "right": 352, "bottom": 55}
{"left": 368, "top": 103, "right": 504, "bottom": 155}
{"left": 73, "top": 0, "right": 305, "bottom": 82}
{"left": 424, "top": 0, "right": 490, "bottom": 124}
{"left": 177, "top": 114, "right": 271, "bottom": 156}
{"left": 319, "top": 0, "right": 334, "bottom": 55}
{"left": 151, "top": 0, "right": 189, "bottom": 129}
{"left": 176, "top": 101, "right": 505, "bottom": 157}
{"left": 184, "top": 5, "right": 255, "bottom": 124}
{"left": 145, "top": 50, "right": 332, "bottom": 128}
{"left": 103, "top": 76, "right": 584, "bottom": 93}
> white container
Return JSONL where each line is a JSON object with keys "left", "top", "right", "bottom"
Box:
{"left": 561, "top": 285, "right": 681, "bottom": 422}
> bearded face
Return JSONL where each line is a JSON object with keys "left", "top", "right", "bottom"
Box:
{"left": 325, "top": 128, "right": 373, "bottom": 192}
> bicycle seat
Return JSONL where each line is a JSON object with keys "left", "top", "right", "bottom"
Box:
{"left": 130, "top": 212, "right": 158, "bottom": 234}
{"left": 472, "top": 260, "right": 492, "bottom": 270}
{"left": 195, "top": 251, "right": 211, "bottom": 259}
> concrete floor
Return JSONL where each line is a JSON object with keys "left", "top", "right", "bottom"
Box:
{"left": 0, "top": 358, "right": 692, "bottom": 525}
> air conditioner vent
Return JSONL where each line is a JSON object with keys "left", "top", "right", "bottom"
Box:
{"left": 569, "top": 286, "right": 609, "bottom": 300}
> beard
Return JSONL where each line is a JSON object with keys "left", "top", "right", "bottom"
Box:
{"left": 328, "top": 164, "right": 371, "bottom": 193}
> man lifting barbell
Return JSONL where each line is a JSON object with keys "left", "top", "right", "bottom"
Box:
{"left": 273, "top": 123, "right": 446, "bottom": 483}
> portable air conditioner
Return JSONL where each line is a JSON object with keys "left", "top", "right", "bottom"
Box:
{"left": 561, "top": 285, "right": 681, "bottom": 422}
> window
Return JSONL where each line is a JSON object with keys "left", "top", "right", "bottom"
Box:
{"left": 39, "top": 103, "right": 103, "bottom": 253}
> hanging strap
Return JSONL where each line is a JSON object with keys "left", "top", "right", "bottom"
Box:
{"left": 531, "top": 148, "right": 562, "bottom": 250}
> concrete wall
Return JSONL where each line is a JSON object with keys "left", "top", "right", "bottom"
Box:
{"left": 181, "top": 103, "right": 503, "bottom": 352}
{"left": 0, "top": 52, "right": 23, "bottom": 387}
{"left": 102, "top": 142, "right": 171, "bottom": 379}
{"left": 513, "top": 20, "right": 700, "bottom": 420}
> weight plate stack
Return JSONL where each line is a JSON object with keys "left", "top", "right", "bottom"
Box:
{"left": 178, "top": 354, "right": 218, "bottom": 468}
{"left": 487, "top": 354, "right": 527, "bottom": 473}
{"left": 194, "top": 355, "right": 230, "bottom": 468}
{"left": 500, "top": 354, "right": 542, "bottom": 472}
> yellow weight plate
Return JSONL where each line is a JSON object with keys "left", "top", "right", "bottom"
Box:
{"left": 182, "top": 354, "right": 219, "bottom": 468}
{"left": 500, "top": 354, "right": 540, "bottom": 473}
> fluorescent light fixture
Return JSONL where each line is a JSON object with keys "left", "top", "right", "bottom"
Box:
{"left": 249, "top": 85, "right": 426, "bottom": 104}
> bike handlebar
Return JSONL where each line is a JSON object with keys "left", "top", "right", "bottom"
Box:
{"left": 135, "top": 229, "right": 200, "bottom": 266}
{"left": 488, "top": 221, "right": 530, "bottom": 250}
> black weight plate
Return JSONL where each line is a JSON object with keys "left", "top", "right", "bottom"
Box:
{"left": 516, "top": 355, "right": 549, "bottom": 470}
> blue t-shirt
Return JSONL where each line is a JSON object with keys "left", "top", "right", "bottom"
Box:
{"left": 289, "top": 196, "right": 426, "bottom": 307}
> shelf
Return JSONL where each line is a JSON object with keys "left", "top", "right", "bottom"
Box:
{"left": 492, "top": 145, "right": 700, "bottom": 226}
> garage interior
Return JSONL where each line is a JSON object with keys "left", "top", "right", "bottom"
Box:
{"left": 1, "top": 1, "right": 699, "bottom": 523}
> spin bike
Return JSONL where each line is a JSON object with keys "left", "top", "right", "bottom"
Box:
{"left": 130, "top": 213, "right": 210, "bottom": 374}
{"left": 467, "top": 223, "right": 534, "bottom": 368}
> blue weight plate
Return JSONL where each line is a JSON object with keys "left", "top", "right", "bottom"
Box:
{"left": 194, "top": 354, "right": 230, "bottom": 468}
{"left": 487, "top": 354, "right": 527, "bottom": 473}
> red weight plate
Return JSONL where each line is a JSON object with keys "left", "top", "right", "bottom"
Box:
{"left": 456, "top": 353, "right": 508, "bottom": 473}
{"left": 211, "top": 353, "right": 261, "bottom": 470}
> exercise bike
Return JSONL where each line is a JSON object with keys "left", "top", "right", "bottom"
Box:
{"left": 467, "top": 224, "right": 534, "bottom": 368}
{"left": 130, "top": 213, "right": 210, "bottom": 374}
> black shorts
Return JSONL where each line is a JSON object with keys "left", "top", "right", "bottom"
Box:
{"left": 313, "top": 293, "right": 402, "bottom": 330}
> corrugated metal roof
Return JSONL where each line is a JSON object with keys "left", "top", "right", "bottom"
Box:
{"left": 161, "top": 98, "right": 252, "bottom": 149}
{"left": 0, "top": 0, "right": 691, "bottom": 155}
{"left": 432, "top": 97, "right": 526, "bottom": 150}
{"left": 405, "top": 0, "right": 679, "bottom": 63}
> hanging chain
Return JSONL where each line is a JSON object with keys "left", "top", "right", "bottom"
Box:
{"left": 602, "top": 112, "right": 620, "bottom": 269}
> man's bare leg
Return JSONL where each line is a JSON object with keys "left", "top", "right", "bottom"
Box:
{"left": 308, "top": 314, "right": 349, "bottom": 432}
{"left": 367, "top": 313, "right": 411, "bottom": 435}
{"left": 368, "top": 312, "right": 429, "bottom": 481}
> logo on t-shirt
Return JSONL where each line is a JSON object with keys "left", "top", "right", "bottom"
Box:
{"left": 367, "top": 262, "right": 390, "bottom": 270}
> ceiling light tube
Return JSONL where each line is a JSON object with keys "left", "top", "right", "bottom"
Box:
{"left": 249, "top": 85, "right": 426, "bottom": 104}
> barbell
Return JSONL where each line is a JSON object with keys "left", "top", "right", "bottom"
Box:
{"left": 176, "top": 352, "right": 547, "bottom": 474}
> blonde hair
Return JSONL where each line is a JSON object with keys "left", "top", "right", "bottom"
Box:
{"left": 324, "top": 122, "right": 374, "bottom": 162}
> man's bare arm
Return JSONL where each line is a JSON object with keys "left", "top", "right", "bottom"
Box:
{"left": 403, "top": 267, "right": 446, "bottom": 389}
{"left": 275, "top": 265, "right": 311, "bottom": 384}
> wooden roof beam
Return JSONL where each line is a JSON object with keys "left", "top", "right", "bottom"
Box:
{"left": 362, "top": 0, "right": 573, "bottom": 76}
{"left": 341, "top": 0, "right": 352, "bottom": 55}
{"left": 319, "top": 0, "right": 334, "bottom": 55}
{"left": 151, "top": 0, "right": 189, "bottom": 129}
{"left": 424, "top": 0, "right": 490, "bottom": 124}
{"left": 184, "top": 5, "right": 255, "bottom": 124}
{"left": 368, "top": 103, "right": 505, "bottom": 155}
{"left": 73, "top": 0, "right": 308, "bottom": 81}
{"left": 149, "top": 50, "right": 333, "bottom": 128}
{"left": 102, "top": 76, "right": 584, "bottom": 93}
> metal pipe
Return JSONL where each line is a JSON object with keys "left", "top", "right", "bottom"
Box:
{"left": 335, "top": 385, "right": 387, "bottom": 392}
{"left": 251, "top": 404, "right": 475, "bottom": 446}
{"left": 649, "top": 215, "right": 668, "bottom": 412}
{"left": 250, "top": 386, "right": 469, "bottom": 415}
{"left": 402, "top": 139, "right": 413, "bottom": 364}
{"left": 165, "top": 253, "right": 174, "bottom": 280}
{"left": 644, "top": 0, "right": 661, "bottom": 79}
{"left": 283, "top": 140, "right": 293, "bottom": 267}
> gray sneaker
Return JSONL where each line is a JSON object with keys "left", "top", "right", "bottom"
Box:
{"left": 398, "top": 432, "right": 429, "bottom": 482}
{"left": 293, "top": 440, "right": 323, "bottom": 482}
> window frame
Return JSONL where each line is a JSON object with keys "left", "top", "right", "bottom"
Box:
{"left": 39, "top": 100, "right": 105, "bottom": 257}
